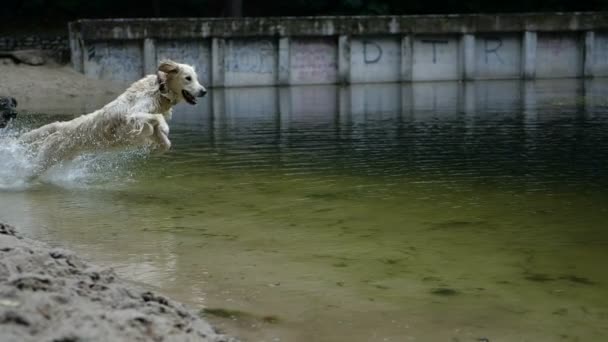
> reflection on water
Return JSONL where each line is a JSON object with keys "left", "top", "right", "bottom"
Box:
{"left": 1, "top": 80, "right": 608, "bottom": 341}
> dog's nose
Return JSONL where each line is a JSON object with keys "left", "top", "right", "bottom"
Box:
{"left": 197, "top": 89, "right": 207, "bottom": 97}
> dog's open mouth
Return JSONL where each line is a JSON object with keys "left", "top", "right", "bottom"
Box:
{"left": 182, "top": 90, "right": 197, "bottom": 105}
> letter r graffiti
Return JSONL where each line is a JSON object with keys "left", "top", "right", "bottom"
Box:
{"left": 484, "top": 38, "right": 504, "bottom": 64}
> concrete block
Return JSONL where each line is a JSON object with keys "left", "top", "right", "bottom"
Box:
{"left": 350, "top": 37, "right": 400, "bottom": 83}
{"left": 290, "top": 38, "right": 338, "bottom": 85}
{"left": 461, "top": 34, "right": 476, "bottom": 80}
{"left": 476, "top": 34, "right": 521, "bottom": 79}
{"left": 83, "top": 41, "right": 143, "bottom": 83}
{"left": 211, "top": 38, "right": 225, "bottom": 87}
{"left": 522, "top": 31, "right": 537, "bottom": 79}
{"left": 401, "top": 35, "right": 413, "bottom": 82}
{"left": 143, "top": 38, "right": 156, "bottom": 76}
{"left": 338, "top": 35, "right": 351, "bottom": 84}
{"left": 413, "top": 36, "right": 460, "bottom": 81}
{"left": 584, "top": 31, "right": 595, "bottom": 77}
{"left": 224, "top": 39, "right": 277, "bottom": 87}
{"left": 593, "top": 32, "right": 608, "bottom": 76}
{"left": 278, "top": 37, "right": 290, "bottom": 85}
{"left": 536, "top": 32, "right": 583, "bottom": 78}
{"left": 69, "top": 32, "right": 83, "bottom": 73}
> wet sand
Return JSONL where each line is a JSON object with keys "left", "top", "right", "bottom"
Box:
{"left": 0, "top": 222, "right": 236, "bottom": 342}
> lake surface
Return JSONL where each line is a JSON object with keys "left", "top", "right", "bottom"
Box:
{"left": 1, "top": 79, "right": 608, "bottom": 341}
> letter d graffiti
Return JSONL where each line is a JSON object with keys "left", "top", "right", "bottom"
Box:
{"left": 363, "top": 41, "right": 382, "bottom": 64}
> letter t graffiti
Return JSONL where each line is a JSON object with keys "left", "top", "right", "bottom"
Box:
{"left": 421, "top": 40, "right": 449, "bottom": 64}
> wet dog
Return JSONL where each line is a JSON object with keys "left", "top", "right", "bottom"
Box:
{"left": 19, "top": 60, "right": 206, "bottom": 177}
{"left": 0, "top": 96, "right": 17, "bottom": 129}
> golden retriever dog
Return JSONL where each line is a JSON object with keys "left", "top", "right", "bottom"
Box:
{"left": 19, "top": 60, "right": 206, "bottom": 177}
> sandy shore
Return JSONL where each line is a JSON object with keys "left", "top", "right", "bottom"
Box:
{"left": 0, "top": 223, "right": 237, "bottom": 342}
{"left": 0, "top": 62, "right": 124, "bottom": 112}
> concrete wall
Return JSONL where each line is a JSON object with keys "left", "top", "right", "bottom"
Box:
{"left": 69, "top": 13, "right": 608, "bottom": 87}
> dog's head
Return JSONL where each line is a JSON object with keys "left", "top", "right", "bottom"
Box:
{"left": 0, "top": 96, "right": 18, "bottom": 129}
{"left": 157, "top": 60, "right": 207, "bottom": 105}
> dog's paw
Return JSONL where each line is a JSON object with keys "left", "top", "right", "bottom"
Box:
{"left": 156, "top": 131, "right": 171, "bottom": 152}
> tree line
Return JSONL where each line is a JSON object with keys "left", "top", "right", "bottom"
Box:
{"left": 2, "top": 0, "right": 607, "bottom": 29}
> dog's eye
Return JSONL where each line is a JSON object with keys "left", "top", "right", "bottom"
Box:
{"left": 185, "top": 76, "right": 192, "bottom": 82}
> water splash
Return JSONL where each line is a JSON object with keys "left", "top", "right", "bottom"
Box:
{"left": 0, "top": 129, "right": 36, "bottom": 190}
{"left": 1, "top": 127, "right": 148, "bottom": 191}
{"left": 41, "top": 150, "right": 147, "bottom": 189}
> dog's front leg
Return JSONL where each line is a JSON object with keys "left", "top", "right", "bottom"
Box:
{"left": 154, "top": 114, "right": 171, "bottom": 151}
{"left": 127, "top": 113, "right": 171, "bottom": 151}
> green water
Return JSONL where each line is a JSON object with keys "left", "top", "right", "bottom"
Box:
{"left": 1, "top": 80, "right": 608, "bottom": 341}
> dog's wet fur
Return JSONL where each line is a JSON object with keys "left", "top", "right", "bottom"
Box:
{"left": 0, "top": 96, "right": 17, "bottom": 129}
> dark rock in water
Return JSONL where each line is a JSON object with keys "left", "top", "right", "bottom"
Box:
{"left": 0, "top": 222, "right": 237, "bottom": 342}
{"left": 201, "top": 307, "right": 280, "bottom": 324}
{"left": 523, "top": 271, "right": 596, "bottom": 285}
{"left": 0, "top": 223, "right": 17, "bottom": 236}
{"left": 559, "top": 275, "right": 596, "bottom": 285}
{"left": 430, "top": 287, "right": 459, "bottom": 296}
{"left": 0, "top": 97, "right": 18, "bottom": 129}
{"left": 427, "top": 219, "right": 488, "bottom": 231}
{"left": 201, "top": 307, "right": 242, "bottom": 319}
{"left": 523, "top": 273, "right": 554, "bottom": 282}
{"left": 552, "top": 308, "right": 568, "bottom": 316}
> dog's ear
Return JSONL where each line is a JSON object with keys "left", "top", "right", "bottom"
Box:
{"left": 157, "top": 71, "right": 168, "bottom": 93}
{"left": 11, "top": 97, "right": 17, "bottom": 108}
{"left": 158, "top": 60, "right": 180, "bottom": 74}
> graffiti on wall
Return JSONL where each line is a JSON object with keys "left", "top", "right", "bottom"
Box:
{"left": 412, "top": 37, "right": 459, "bottom": 80}
{"left": 483, "top": 37, "right": 505, "bottom": 64}
{"left": 225, "top": 40, "right": 275, "bottom": 74}
{"left": 290, "top": 39, "right": 338, "bottom": 83}
{"left": 350, "top": 38, "right": 400, "bottom": 82}
{"left": 474, "top": 35, "right": 522, "bottom": 78}
{"left": 290, "top": 39, "right": 337, "bottom": 83}
{"left": 363, "top": 41, "right": 382, "bottom": 64}
{"left": 86, "top": 42, "right": 142, "bottom": 82}
{"left": 420, "top": 39, "right": 449, "bottom": 63}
